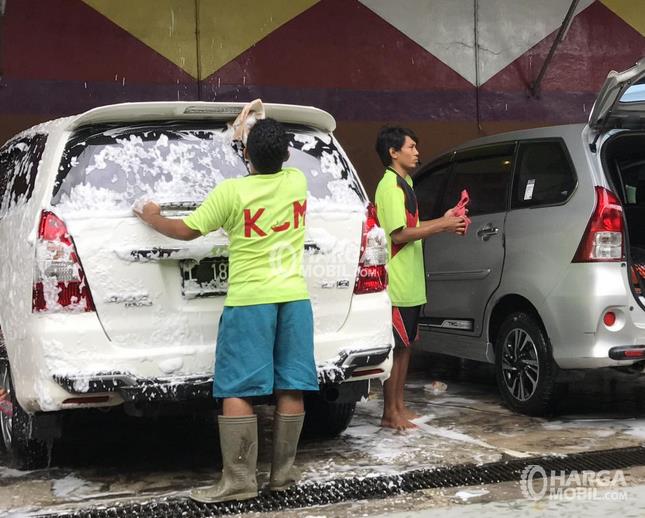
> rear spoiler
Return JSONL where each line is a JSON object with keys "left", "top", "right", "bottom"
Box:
{"left": 67, "top": 102, "right": 336, "bottom": 133}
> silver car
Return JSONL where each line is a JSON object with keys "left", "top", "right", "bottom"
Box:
{"left": 415, "top": 58, "right": 645, "bottom": 416}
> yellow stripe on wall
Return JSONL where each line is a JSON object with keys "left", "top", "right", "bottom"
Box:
{"left": 82, "top": 0, "right": 318, "bottom": 79}
{"left": 198, "top": 0, "right": 319, "bottom": 78}
{"left": 601, "top": 0, "right": 645, "bottom": 37}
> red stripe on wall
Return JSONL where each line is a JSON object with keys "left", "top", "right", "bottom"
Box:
{"left": 3, "top": 0, "right": 195, "bottom": 85}
{"left": 205, "top": 0, "right": 472, "bottom": 92}
{"left": 483, "top": 2, "right": 645, "bottom": 93}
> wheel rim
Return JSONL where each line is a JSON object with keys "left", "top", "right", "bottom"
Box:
{"left": 0, "top": 362, "right": 12, "bottom": 450}
{"left": 501, "top": 328, "right": 540, "bottom": 402}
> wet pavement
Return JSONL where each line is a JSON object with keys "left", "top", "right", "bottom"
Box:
{"left": 3, "top": 353, "right": 645, "bottom": 516}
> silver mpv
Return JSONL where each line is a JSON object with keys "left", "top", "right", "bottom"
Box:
{"left": 415, "top": 58, "right": 645, "bottom": 415}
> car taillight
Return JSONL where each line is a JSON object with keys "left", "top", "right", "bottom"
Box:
{"left": 572, "top": 187, "right": 624, "bottom": 263}
{"left": 32, "top": 210, "right": 95, "bottom": 313}
{"left": 354, "top": 203, "right": 388, "bottom": 294}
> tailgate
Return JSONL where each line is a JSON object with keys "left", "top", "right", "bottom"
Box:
{"left": 66, "top": 216, "right": 227, "bottom": 347}
{"left": 52, "top": 122, "right": 368, "bottom": 346}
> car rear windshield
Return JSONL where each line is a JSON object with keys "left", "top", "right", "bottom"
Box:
{"left": 52, "top": 123, "right": 365, "bottom": 214}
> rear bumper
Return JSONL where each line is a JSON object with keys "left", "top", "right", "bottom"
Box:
{"left": 53, "top": 373, "right": 213, "bottom": 402}
{"left": 540, "top": 263, "right": 645, "bottom": 369}
{"left": 11, "top": 291, "right": 393, "bottom": 412}
{"left": 52, "top": 345, "right": 392, "bottom": 402}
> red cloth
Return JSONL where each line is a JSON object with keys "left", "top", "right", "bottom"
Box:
{"left": 452, "top": 189, "right": 472, "bottom": 233}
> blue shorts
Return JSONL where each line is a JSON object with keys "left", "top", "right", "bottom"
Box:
{"left": 213, "top": 300, "right": 319, "bottom": 398}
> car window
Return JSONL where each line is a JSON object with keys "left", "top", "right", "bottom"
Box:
{"left": 442, "top": 146, "right": 514, "bottom": 216}
{"left": 619, "top": 160, "right": 645, "bottom": 205}
{"left": 52, "top": 124, "right": 365, "bottom": 214}
{"left": 0, "top": 134, "right": 47, "bottom": 218}
{"left": 414, "top": 162, "right": 451, "bottom": 220}
{"left": 285, "top": 128, "right": 365, "bottom": 208}
{"left": 512, "top": 140, "right": 576, "bottom": 209}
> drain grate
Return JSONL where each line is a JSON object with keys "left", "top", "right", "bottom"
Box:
{"left": 38, "top": 445, "right": 645, "bottom": 517}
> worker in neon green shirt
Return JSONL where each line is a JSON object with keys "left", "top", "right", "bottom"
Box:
{"left": 135, "top": 118, "right": 318, "bottom": 502}
{"left": 375, "top": 126, "right": 466, "bottom": 431}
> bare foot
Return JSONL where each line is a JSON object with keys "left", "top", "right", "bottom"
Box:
{"left": 400, "top": 406, "right": 421, "bottom": 421}
{"left": 381, "top": 412, "right": 418, "bottom": 430}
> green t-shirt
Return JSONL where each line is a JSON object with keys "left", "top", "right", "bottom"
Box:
{"left": 374, "top": 169, "right": 427, "bottom": 307}
{"left": 183, "top": 167, "right": 309, "bottom": 306}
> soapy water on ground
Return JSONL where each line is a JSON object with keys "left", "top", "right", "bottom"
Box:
{"left": 3, "top": 355, "right": 645, "bottom": 515}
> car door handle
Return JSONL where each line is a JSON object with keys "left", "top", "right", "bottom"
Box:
{"left": 476, "top": 224, "right": 499, "bottom": 241}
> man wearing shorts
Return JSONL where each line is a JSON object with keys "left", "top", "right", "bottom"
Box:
{"left": 374, "top": 126, "right": 466, "bottom": 430}
{"left": 135, "top": 118, "right": 318, "bottom": 502}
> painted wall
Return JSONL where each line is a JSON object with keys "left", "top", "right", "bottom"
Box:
{"left": 1, "top": 0, "right": 644, "bottom": 196}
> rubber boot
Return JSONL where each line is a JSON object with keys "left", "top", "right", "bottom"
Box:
{"left": 190, "top": 415, "right": 258, "bottom": 503}
{"left": 269, "top": 412, "right": 305, "bottom": 491}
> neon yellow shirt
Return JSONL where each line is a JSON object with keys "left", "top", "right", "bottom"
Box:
{"left": 375, "top": 169, "right": 427, "bottom": 307}
{"left": 183, "top": 167, "right": 309, "bottom": 306}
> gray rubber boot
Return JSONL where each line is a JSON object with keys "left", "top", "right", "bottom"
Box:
{"left": 190, "top": 415, "right": 258, "bottom": 503}
{"left": 269, "top": 411, "right": 305, "bottom": 491}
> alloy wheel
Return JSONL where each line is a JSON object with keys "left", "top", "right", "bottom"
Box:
{"left": 501, "top": 328, "right": 540, "bottom": 402}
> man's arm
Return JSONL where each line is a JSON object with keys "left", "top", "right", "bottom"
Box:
{"left": 391, "top": 209, "right": 466, "bottom": 245}
{"left": 134, "top": 202, "right": 201, "bottom": 241}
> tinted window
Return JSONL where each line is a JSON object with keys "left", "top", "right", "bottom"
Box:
{"left": 619, "top": 161, "right": 645, "bottom": 205}
{"left": 512, "top": 141, "right": 576, "bottom": 209}
{"left": 414, "top": 162, "right": 451, "bottom": 220}
{"left": 442, "top": 146, "right": 514, "bottom": 216}
{"left": 0, "top": 134, "right": 47, "bottom": 218}
{"left": 52, "top": 125, "right": 364, "bottom": 214}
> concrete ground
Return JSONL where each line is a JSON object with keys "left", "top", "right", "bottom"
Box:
{"left": 3, "top": 353, "right": 645, "bottom": 516}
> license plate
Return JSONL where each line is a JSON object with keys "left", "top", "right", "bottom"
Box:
{"left": 180, "top": 258, "right": 228, "bottom": 299}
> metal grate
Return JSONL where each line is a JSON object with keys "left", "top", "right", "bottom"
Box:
{"left": 37, "top": 445, "right": 645, "bottom": 517}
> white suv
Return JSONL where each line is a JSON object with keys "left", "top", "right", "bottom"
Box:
{"left": 0, "top": 102, "right": 392, "bottom": 468}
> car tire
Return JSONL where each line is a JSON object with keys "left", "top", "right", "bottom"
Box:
{"left": 494, "top": 312, "right": 558, "bottom": 416}
{"left": 302, "top": 393, "right": 355, "bottom": 438}
{"left": 0, "top": 359, "right": 50, "bottom": 470}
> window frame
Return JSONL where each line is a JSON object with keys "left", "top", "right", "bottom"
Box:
{"left": 445, "top": 142, "right": 517, "bottom": 217}
{"left": 413, "top": 151, "right": 455, "bottom": 221}
{"left": 509, "top": 137, "right": 579, "bottom": 211}
{"left": 0, "top": 133, "right": 47, "bottom": 219}
{"left": 0, "top": 146, "right": 8, "bottom": 217}
{"left": 52, "top": 122, "right": 365, "bottom": 209}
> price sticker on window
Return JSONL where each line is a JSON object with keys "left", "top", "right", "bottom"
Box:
{"left": 524, "top": 179, "right": 535, "bottom": 201}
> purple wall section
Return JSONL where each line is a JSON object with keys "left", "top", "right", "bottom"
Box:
{"left": 1, "top": 0, "right": 644, "bottom": 196}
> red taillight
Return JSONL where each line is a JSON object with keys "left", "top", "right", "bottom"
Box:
{"left": 624, "top": 349, "right": 645, "bottom": 359}
{"left": 572, "top": 187, "right": 624, "bottom": 263}
{"left": 609, "top": 346, "right": 645, "bottom": 360}
{"left": 350, "top": 368, "right": 384, "bottom": 378}
{"left": 603, "top": 311, "right": 616, "bottom": 327}
{"left": 63, "top": 396, "right": 110, "bottom": 405}
{"left": 354, "top": 203, "right": 388, "bottom": 294}
{"left": 32, "top": 210, "right": 95, "bottom": 313}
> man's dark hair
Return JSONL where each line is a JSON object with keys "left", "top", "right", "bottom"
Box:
{"left": 246, "top": 118, "right": 289, "bottom": 174}
{"left": 375, "top": 126, "right": 418, "bottom": 167}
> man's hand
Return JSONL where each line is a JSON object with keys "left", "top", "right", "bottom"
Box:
{"left": 133, "top": 201, "right": 161, "bottom": 225}
{"left": 444, "top": 207, "right": 468, "bottom": 218}
{"left": 441, "top": 212, "right": 467, "bottom": 235}
{"left": 132, "top": 200, "right": 201, "bottom": 241}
